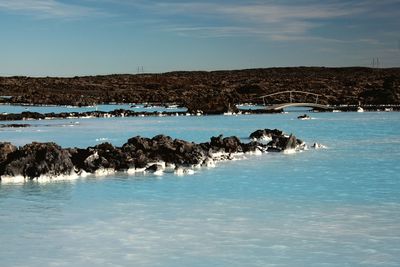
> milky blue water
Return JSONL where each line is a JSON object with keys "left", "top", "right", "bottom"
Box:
{"left": 1, "top": 109, "right": 400, "bottom": 267}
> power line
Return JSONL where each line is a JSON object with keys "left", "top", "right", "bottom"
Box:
{"left": 371, "top": 57, "right": 381, "bottom": 68}
{"left": 137, "top": 66, "right": 144, "bottom": 74}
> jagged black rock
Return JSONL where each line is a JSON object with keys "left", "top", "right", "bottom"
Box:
{"left": 0, "top": 129, "right": 304, "bottom": 180}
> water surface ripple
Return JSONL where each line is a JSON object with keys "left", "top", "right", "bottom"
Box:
{"left": 1, "top": 110, "right": 399, "bottom": 266}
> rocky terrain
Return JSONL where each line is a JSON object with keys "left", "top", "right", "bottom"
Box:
{"left": 0, "top": 129, "right": 304, "bottom": 180}
{"left": 0, "top": 107, "right": 282, "bottom": 121}
{"left": 1, "top": 67, "right": 399, "bottom": 114}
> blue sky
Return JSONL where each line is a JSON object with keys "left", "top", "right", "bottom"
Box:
{"left": 0, "top": 0, "right": 399, "bottom": 76}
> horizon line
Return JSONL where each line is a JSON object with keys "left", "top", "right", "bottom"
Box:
{"left": 1, "top": 65, "right": 399, "bottom": 78}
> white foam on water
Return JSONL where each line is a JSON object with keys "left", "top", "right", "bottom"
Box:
{"left": 164, "top": 163, "right": 176, "bottom": 172}
{"left": 153, "top": 170, "right": 164, "bottom": 176}
{"left": 94, "top": 168, "right": 116, "bottom": 176}
{"left": 202, "top": 158, "right": 216, "bottom": 167}
{"left": 230, "top": 152, "right": 246, "bottom": 161}
{"left": 0, "top": 172, "right": 80, "bottom": 184}
{"left": 283, "top": 148, "right": 296, "bottom": 154}
{"left": 95, "top": 137, "right": 109, "bottom": 142}
{"left": 245, "top": 148, "right": 263, "bottom": 155}
{"left": 210, "top": 151, "right": 230, "bottom": 161}
{"left": 0, "top": 175, "right": 26, "bottom": 184}
{"left": 260, "top": 135, "right": 273, "bottom": 142}
{"left": 78, "top": 170, "right": 89, "bottom": 177}
{"left": 174, "top": 167, "right": 195, "bottom": 176}
{"left": 127, "top": 167, "right": 146, "bottom": 174}
{"left": 312, "top": 143, "right": 328, "bottom": 149}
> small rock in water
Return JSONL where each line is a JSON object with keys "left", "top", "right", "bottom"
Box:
{"left": 312, "top": 143, "right": 326, "bottom": 149}
{"left": 297, "top": 114, "right": 311, "bottom": 120}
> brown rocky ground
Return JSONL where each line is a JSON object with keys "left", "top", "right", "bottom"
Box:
{"left": 1, "top": 67, "right": 399, "bottom": 113}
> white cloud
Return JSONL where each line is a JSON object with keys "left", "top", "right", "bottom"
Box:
{"left": 0, "top": 0, "right": 104, "bottom": 18}
{"left": 136, "top": 1, "right": 398, "bottom": 44}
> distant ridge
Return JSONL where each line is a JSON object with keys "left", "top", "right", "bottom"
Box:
{"left": 1, "top": 67, "right": 399, "bottom": 107}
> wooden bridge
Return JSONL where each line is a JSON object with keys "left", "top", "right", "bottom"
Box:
{"left": 259, "top": 90, "right": 332, "bottom": 111}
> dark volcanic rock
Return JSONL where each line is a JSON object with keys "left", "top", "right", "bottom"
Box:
{"left": 145, "top": 164, "right": 164, "bottom": 173}
{"left": 0, "top": 124, "right": 31, "bottom": 128}
{"left": 0, "top": 128, "right": 307, "bottom": 180}
{"left": 1, "top": 67, "right": 399, "bottom": 108}
{"left": 0, "top": 109, "right": 188, "bottom": 122}
{"left": 285, "top": 134, "right": 297, "bottom": 150}
{"left": 242, "top": 141, "right": 263, "bottom": 153}
{"left": 92, "top": 143, "right": 130, "bottom": 171}
{"left": 0, "top": 142, "right": 17, "bottom": 163}
{"left": 249, "top": 129, "right": 283, "bottom": 140}
{"left": 266, "top": 134, "right": 298, "bottom": 152}
{"left": 1, "top": 142, "right": 73, "bottom": 179}
{"left": 297, "top": 114, "right": 311, "bottom": 120}
{"left": 185, "top": 93, "right": 239, "bottom": 115}
{"left": 223, "top": 136, "right": 243, "bottom": 153}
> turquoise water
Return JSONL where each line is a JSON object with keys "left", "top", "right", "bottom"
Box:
{"left": 1, "top": 110, "right": 400, "bottom": 266}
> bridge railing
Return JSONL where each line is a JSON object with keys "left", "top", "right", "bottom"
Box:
{"left": 259, "top": 90, "right": 322, "bottom": 105}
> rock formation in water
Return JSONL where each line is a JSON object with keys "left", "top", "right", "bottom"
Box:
{"left": 0, "top": 123, "right": 31, "bottom": 128}
{"left": 0, "top": 142, "right": 74, "bottom": 178}
{"left": 249, "top": 129, "right": 305, "bottom": 152}
{"left": 249, "top": 129, "right": 284, "bottom": 141}
{"left": 0, "top": 108, "right": 281, "bottom": 122}
{"left": 0, "top": 129, "right": 305, "bottom": 180}
{"left": 0, "top": 109, "right": 187, "bottom": 121}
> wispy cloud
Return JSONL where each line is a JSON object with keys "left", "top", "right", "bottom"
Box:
{"left": 117, "top": 0, "right": 399, "bottom": 44}
{"left": 2, "top": 0, "right": 398, "bottom": 46}
{"left": 0, "top": 0, "right": 105, "bottom": 19}
{"left": 140, "top": 1, "right": 362, "bottom": 37}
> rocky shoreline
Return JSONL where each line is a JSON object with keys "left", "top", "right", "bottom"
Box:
{"left": 1, "top": 67, "right": 399, "bottom": 114}
{"left": 0, "top": 108, "right": 285, "bottom": 122}
{"left": 1, "top": 104, "right": 399, "bottom": 122}
{"left": 0, "top": 109, "right": 187, "bottom": 121}
{"left": 0, "top": 129, "right": 307, "bottom": 182}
